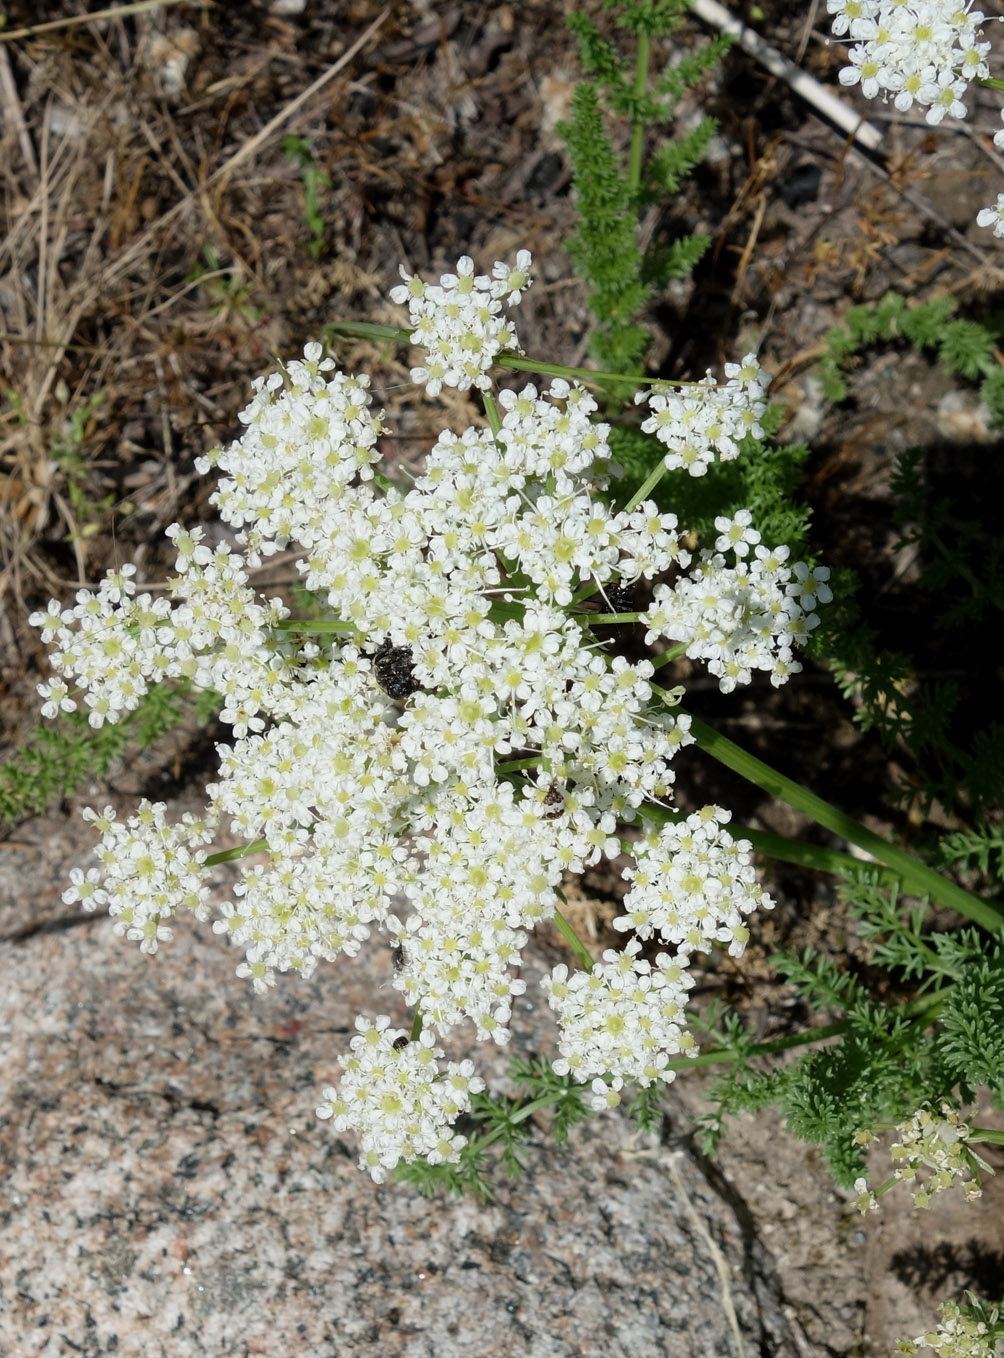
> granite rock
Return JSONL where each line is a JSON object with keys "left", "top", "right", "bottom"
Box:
{"left": 1, "top": 811, "right": 801, "bottom": 1358}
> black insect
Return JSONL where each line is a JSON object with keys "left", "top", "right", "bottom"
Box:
{"left": 603, "top": 580, "right": 636, "bottom": 614}
{"left": 392, "top": 1035, "right": 409, "bottom": 1051}
{"left": 391, "top": 943, "right": 408, "bottom": 973}
{"left": 372, "top": 638, "right": 421, "bottom": 699}
{"left": 542, "top": 782, "right": 565, "bottom": 819}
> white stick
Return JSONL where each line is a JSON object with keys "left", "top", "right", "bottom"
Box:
{"left": 691, "top": 0, "right": 884, "bottom": 154}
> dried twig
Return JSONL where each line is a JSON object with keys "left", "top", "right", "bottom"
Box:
{"left": 97, "top": 6, "right": 391, "bottom": 295}
{"left": 691, "top": 0, "right": 884, "bottom": 153}
{"left": 694, "top": 0, "right": 995, "bottom": 270}
{"left": 0, "top": 45, "right": 37, "bottom": 175}
{"left": 0, "top": 0, "right": 194, "bottom": 45}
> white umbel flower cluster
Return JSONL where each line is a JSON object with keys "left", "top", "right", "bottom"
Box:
{"left": 853, "top": 1102, "right": 994, "bottom": 1219}
{"left": 635, "top": 354, "right": 768, "bottom": 477}
{"left": 32, "top": 254, "right": 821, "bottom": 1181}
{"left": 888, "top": 1102, "right": 986, "bottom": 1208}
{"left": 30, "top": 535, "right": 289, "bottom": 735}
{"left": 315, "top": 1016, "right": 484, "bottom": 1183}
{"left": 829, "top": 0, "right": 990, "bottom": 123}
{"left": 543, "top": 938, "right": 697, "bottom": 1094}
{"left": 825, "top": 1, "right": 1004, "bottom": 237}
{"left": 896, "top": 1299, "right": 1000, "bottom": 1358}
{"left": 390, "top": 251, "right": 531, "bottom": 397}
{"left": 61, "top": 801, "right": 215, "bottom": 954}
{"left": 641, "top": 513, "right": 832, "bottom": 692}
{"left": 614, "top": 807, "right": 775, "bottom": 958}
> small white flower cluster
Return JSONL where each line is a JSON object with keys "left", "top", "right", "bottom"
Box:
{"left": 889, "top": 1102, "right": 986, "bottom": 1208}
{"left": 31, "top": 564, "right": 171, "bottom": 728}
{"left": 825, "top": 1, "right": 1004, "bottom": 238}
{"left": 198, "top": 350, "right": 384, "bottom": 561}
{"left": 614, "top": 806, "right": 775, "bottom": 957}
{"left": 32, "top": 255, "right": 822, "bottom": 1181}
{"left": 315, "top": 1016, "right": 484, "bottom": 1183}
{"left": 635, "top": 355, "right": 768, "bottom": 477}
{"left": 29, "top": 536, "right": 289, "bottom": 736}
{"left": 852, "top": 1176, "right": 879, "bottom": 1213}
{"left": 542, "top": 938, "right": 697, "bottom": 1100}
{"left": 896, "top": 1299, "right": 1000, "bottom": 1358}
{"left": 641, "top": 513, "right": 832, "bottom": 692}
{"left": 829, "top": 0, "right": 990, "bottom": 124}
{"left": 854, "top": 1102, "right": 992, "bottom": 1216}
{"left": 390, "top": 251, "right": 532, "bottom": 397}
{"left": 61, "top": 801, "right": 214, "bottom": 954}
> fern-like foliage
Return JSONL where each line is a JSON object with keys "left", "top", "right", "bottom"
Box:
{"left": 559, "top": 1, "right": 726, "bottom": 375}
{"left": 939, "top": 825, "right": 1004, "bottom": 886}
{"left": 696, "top": 871, "right": 1004, "bottom": 1189}
{"left": 936, "top": 945, "right": 1004, "bottom": 1100}
{"left": 0, "top": 682, "right": 203, "bottom": 830}
{"left": 771, "top": 946, "right": 863, "bottom": 1013}
{"left": 562, "top": 81, "right": 650, "bottom": 374}
{"left": 608, "top": 414, "right": 813, "bottom": 556}
{"left": 819, "top": 288, "right": 1004, "bottom": 420}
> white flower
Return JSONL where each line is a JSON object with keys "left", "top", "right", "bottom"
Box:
{"left": 897, "top": 1298, "right": 998, "bottom": 1358}
{"left": 394, "top": 252, "right": 532, "bottom": 398}
{"left": 977, "top": 193, "right": 1004, "bottom": 238}
{"left": 641, "top": 527, "right": 830, "bottom": 693}
{"left": 77, "top": 801, "right": 214, "bottom": 954}
{"left": 615, "top": 807, "right": 773, "bottom": 957}
{"left": 838, "top": 43, "right": 885, "bottom": 99}
{"left": 32, "top": 284, "right": 832, "bottom": 1182}
{"left": 828, "top": 0, "right": 991, "bottom": 136}
{"left": 635, "top": 354, "right": 769, "bottom": 477}
{"left": 888, "top": 1102, "right": 987, "bottom": 1208}
{"left": 543, "top": 937, "right": 698, "bottom": 1087}
{"left": 315, "top": 1018, "right": 485, "bottom": 1182}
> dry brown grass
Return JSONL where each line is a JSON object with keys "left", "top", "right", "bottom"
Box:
{"left": 0, "top": 4, "right": 398, "bottom": 628}
{"left": 0, "top": 0, "right": 582, "bottom": 716}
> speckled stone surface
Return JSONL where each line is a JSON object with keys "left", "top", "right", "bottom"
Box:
{"left": 1, "top": 810, "right": 800, "bottom": 1358}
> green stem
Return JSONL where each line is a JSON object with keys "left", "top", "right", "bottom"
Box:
{"left": 470, "top": 1089, "right": 560, "bottom": 1155}
{"left": 552, "top": 898, "right": 598, "bottom": 972}
{"left": 495, "top": 756, "right": 545, "bottom": 774}
{"left": 482, "top": 389, "right": 502, "bottom": 437}
{"left": 272, "top": 617, "right": 358, "bottom": 634}
{"left": 205, "top": 838, "right": 268, "bottom": 866}
{"left": 651, "top": 642, "right": 687, "bottom": 670}
{"left": 634, "top": 801, "right": 903, "bottom": 884}
{"left": 623, "top": 455, "right": 668, "bottom": 513}
{"left": 327, "top": 320, "right": 735, "bottom": 404}
{"left": 493, "top": 352, "right": 655, "bottom": 387}
{"left": 670, "top": 986, "right": 948, "bottom": 1072}
{"left": 627, "top": 28, "right": 651, "bottom": 198}
{"left": 326, "top": 319, "right": 412, "bottom": 345}
{"left": 680, "top": 709, "right": 1004, "bottom": 931}
{"left": 585, "top": 612, "right": 642, "bottom": 625}
{"left": 326, "top": 320, "right": 641, "bottom": 386}
{"left": 969, "top": 1128, "right": 1004, "bottom": 1146}
{"left": 325, "top": 320, "right": 713, "bottom": 396}
{"left": 410, "top": 1007, "right": 424, "bottom": 1043}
